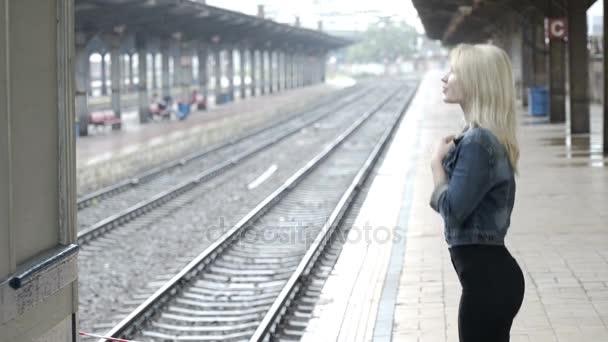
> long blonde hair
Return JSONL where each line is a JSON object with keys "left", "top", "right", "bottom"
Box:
{"left": 450, "top": 43, "right": 520, "bottom": 174}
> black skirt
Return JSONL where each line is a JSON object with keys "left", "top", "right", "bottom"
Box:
{"left": 448, "top": 244, "right": 525, "bottom": 342}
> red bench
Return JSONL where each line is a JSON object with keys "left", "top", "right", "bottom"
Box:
{"left": 88, "top": 110, "right": 121, "bottom": 130}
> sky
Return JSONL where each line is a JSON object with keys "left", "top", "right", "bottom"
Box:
{"left": 206, "top": 0, "right": 425, "bottom": 33}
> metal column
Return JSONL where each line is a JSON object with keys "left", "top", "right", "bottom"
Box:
{"left": 567, "top": 0, "right": 590, "bottom": 134}
{"left": 136, "top": 35, "right": 149, "bottom": 123}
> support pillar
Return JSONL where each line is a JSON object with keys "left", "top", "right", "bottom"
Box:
{"left": 320, "top": 52, "right": 326, "bottom": 82}
{"left": 101, "top": 52, "right": 108, "bottom": 95}
{"left": 110, "top": 38, "right": 123, "bottom": 124}
{"left": 180, "top": 45, "right": 192, "bottom": 102}
{"left": 227, "top": 47, "right": 235, "bottom": 101}
{"left": 161, "top": 40, "right": 171, "bottom": 99}
{"left": 567, "top": 0, "right": 590, "bottom": 134}
{"left": 260, "top": 50, "right": 266, "bottom": 95}
{"left": 239, "top": 47, "right": 246, "bottom": 99}
{"left": 604, "top": 0, "right": 608, "bottom": 154}
{"left": 152, "top": 53, "right": 158, "bottom": 91}
{"left": 276, "top": 51, "right": 282, "bottom": 92}
{"left": 268, "top": 50, "right": 274, "bottom": 94}
{"left": 136, "top": 35, "right": 149, "bottom": 123}
{"left": 532, "top": 15, "right": 548, "bottom": 88}
{"left": 76, "top": 37, "right": 90, "bottom": 136}
{"left": 128, "top": 53, "right": 134, "bottom": 90}
{"left": 214, "top": 47, "right": 222, "bottom": 105}
{"left": 521, "top": 24, "right": 533, "bottom": 106}
{"left": 1, "top": 2, "right": 78, "bottom": 340}
{"left": 284, "top": 52, "right": 290, "bottom": 90}
{"left": 250, "top": 49, "right": 256, "bottom": 97}
{"left": 548, "top": 4, "right": 566, "bottom": 123}
{"left": 291, "top": 53, "right": 296, "bottom": 88}
{"left": 198, "top": 43, "right": 209, "bottom": 101}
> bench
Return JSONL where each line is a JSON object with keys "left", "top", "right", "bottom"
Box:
{"left": 88, "top": 110, "right": 121, "bottom": 130}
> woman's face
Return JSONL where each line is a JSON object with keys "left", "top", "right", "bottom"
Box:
{"left": 441, "top": 68, "right": 464, "bottom": 104}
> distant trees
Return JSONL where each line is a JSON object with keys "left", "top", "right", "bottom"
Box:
{"left": 346, "top": 17, "right": 420, "bottom": 64}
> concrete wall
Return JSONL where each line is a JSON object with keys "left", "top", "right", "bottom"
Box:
{"left": 0, "top": 1, "right": 78, "bottom": 341}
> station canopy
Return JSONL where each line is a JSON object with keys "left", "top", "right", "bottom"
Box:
{"left": 76, "top": 0, "right": 352, "bottom": 51}
{"left": 411, "top": 0, "right": 595, "bottom": 45}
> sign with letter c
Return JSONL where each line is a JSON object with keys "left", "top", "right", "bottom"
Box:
{"left": 546, "top": 18, "right": 567, "bottom": 40}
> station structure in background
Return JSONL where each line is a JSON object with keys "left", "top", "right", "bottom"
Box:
{"left": 413, "top": 0, "right": 608, "bottom": 156}
{"left": 0, "top": 1, "right": 348, "bottom": 340}
{"left": 75, "top": 0, "right": 350, "bottom": 136}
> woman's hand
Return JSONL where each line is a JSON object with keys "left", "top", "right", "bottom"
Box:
{"left": 431, "top": 135, "right": 456, "bottom": 166}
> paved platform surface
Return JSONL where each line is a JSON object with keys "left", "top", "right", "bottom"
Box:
{"left": 76, "top": 84, "right": 342, "bottom": 193}
{"left": 77, "top": 84, "right": 339, "bottom": 166}
{"left": 301, "top": 70, "right": 608, "bottom": 342}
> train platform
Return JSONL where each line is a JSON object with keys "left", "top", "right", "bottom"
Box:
{"left": 76, "top": 83, "right": 344, "bottom": 193}
{"left": 301, "top": 70, "right": 608, "bottom": 342}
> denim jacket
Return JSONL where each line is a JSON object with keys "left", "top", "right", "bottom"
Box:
{"left": 429, "top": 126, "right": 516, "bottom": 248}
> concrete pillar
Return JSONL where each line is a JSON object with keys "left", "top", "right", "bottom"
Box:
{"left": 291, "top": 53, "right": 296, "bottom": 88}
{"left": 227, "top": 47, "right": 234, "bottom": 101}
{"left": 152, "top": 53, "right": 158, "bottom": 90}
{"left": 239, "top": 48, "right": 246, "bottom": 99}
{"left": 532, "top": 15, "right": 548, "bottom": 87}
{"left": 283, "top": 52, "right": 290, "bottom": 90}
{"left": 198, "top": 43, "right": 208, "bottom": 101}
{"left": 128, "top": 53, "right": 134, "bottom": 90}
{"left": 180, "top": 45, "right": 192, "bottom": 102}
{"left": 604, "top": 0, "right": 607, "bottom": 154}
{"left": 268, "top": 50, "right": 274, "bottom": 94}
{"left": 320, "top": 52, "right": 326, "bottom": 82}
{"left": 276, "top": 51, "right": 282, "bottom": 92}
{"left": 86, "top": 55, "right": 93, "bottom": 96}
{"left": 214, "top": 47, "right": 222, "bottom": 104}
{"left": 101, "top": 52, "right": 108, "bottom": 95}
{"left": 260, "top": 50, "right": 266, "bottom": 95}
{"left": 548, "top": 4, "right": 566, "bottom": 123}
{"left": 136, "top": 35, "right": 149, "bottom": 123}
{"left": 110, "top": 39, "right": 122, "bottom": 123}
{"left": 250, "top": 49, "right": 256, "bottom": 97}
{"left": 1, "top": 1, "right": 78, "bottom": 339}
{"left": 161, "top": 40, "right": 171, "bottom": 98}
{"left": 507, "top": 15, "right": 523, "bottom": 103}
{"left": 567, "top": 0, "right": 590, "bottom": 134}
{"left": 172, "top": 41, "right": 183, "bottom": 100}
{"left": 521, "top": 24, "right": 533, "bottom": 106}
{"left": 76, "top": 36, "right": 89, "bottom": 136}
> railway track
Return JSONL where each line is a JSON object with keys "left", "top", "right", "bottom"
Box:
{"left": 98, "top": 81, "right": 417, "bottom": 342}
{"left": 76, "top": 85, "right": 373, "bottom": 245}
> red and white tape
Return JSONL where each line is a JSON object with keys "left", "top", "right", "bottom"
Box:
{"left": 79, "top": 332, "right": 140, "bottom": 342}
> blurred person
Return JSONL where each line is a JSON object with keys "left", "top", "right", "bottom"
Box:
{"left": 430, "top": 44, "right": 525, "bottom": 342}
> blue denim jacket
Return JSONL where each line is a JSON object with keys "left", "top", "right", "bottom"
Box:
{"left": 429, "top": 126, "right": 516, "bottom": 247}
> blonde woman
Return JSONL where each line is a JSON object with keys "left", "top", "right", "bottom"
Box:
{"left": 430, "top": 44, "right": 525, "bottom": 341}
